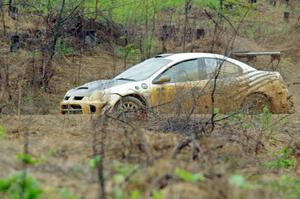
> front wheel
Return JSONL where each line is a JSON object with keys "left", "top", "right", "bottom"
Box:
{"left": 242, "top": 93, "right": 271, "bottom": 114}
{"left": 113, "top": 96, "right": 147, "bottom": 121}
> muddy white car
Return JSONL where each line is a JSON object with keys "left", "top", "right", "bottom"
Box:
{"left": 60, "top": 53, "right": 294, "bottom": 115}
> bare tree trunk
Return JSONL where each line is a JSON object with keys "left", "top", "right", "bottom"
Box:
{"left": 0, "top": 2, "right": 6, "bottom": 35}
{"left": 77, "top": 47, "right": 82, "bottom": 84}
{"left": 139, "top": 37, "right": 145, "bottom": 61}
{"left": 0, "top": 58, "right": 8, "bottom": 92}
{"left": 43, "top": 0, "right": 66, "bottom": 90}
{"left": 17, "top": 80, "right": 22, "bottom": 117}
{"left": 147, "top": 1, "right": 157, "bottom": 57}
{"left": 182, "top": 0, "right": 191, "bottom": 52}
{"left": 94, "top": 0, "right": 99, "bottom": 20}
{"left": 112, "top": 46, "right": 116, "bottom": 76}
{"left": 123, "top": 50, "right": 128, "bottom": 71}
{"left": 32, "top": 51, "right": 37, "bottom": 89}
{"left": 140, "top": 0, "right": 149, "bottom": 59}
{"left": 98, "top": 125, "right": 106, "bottom": 199}
{"left": 107, "top": 1, "right": 117, "bottom": 76}
{"left": 209, "top": 0, "right": 224, "bottom": 52}
{"left": 91, "top": 116, "right": 107, "bottom": 199}
{"left": 20, "top": 130, "right": 29, "bottom": 199}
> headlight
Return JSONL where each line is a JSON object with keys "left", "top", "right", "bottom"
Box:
{"left": 89, "top": 91, "right": 108, "bottom": 101}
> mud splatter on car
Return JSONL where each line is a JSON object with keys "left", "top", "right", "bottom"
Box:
{"left": 61, "top": 53, "right": 294, "bottom": 115}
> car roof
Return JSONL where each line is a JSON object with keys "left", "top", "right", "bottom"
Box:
{"left": 158, "top": 53, "right": 256, "bottom": 72}
{"left": 162, "top": 53, "right": 226, "bottom": 61}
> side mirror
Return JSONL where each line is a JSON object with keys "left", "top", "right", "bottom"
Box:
{"left": 153, "top": 75, "right": 171, "bottom": 84}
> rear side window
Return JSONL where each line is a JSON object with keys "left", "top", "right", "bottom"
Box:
{"left": 202, "top": 58, "right": 242, "bottom": 79}
{"left": 220, "top": 61, "right": 242, "bottom": 77}
{"left": 159, "top": 59, "right": 199, "bottom": 83}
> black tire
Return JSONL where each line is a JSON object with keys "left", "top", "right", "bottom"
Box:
{"left": 113, "top": 96, "right": 147, "bottom": 120}
{"left": 242, "top": 93, "right": 271, "bottom": 114}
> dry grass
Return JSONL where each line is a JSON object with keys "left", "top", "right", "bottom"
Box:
{"left": 0, "top": 114, "right": 299, "bottom": 199}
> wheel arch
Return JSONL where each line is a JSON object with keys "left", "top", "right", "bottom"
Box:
{"left": 111, "top": 93, "right": 149, "bottom": 109}
{"left": 241, "top": 91, "right": 274, "bottom": 112}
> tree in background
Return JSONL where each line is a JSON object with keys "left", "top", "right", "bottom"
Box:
{"left": 0, "top": 0, "right": 256, "bottom": 96}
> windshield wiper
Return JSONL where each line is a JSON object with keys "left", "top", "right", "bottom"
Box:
{"left": 116, "top": 78, "right": 136, "bottom": 81}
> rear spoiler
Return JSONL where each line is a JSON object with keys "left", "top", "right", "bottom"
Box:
{"left": 231, "top": 51, "right": 282, "bottom": 71}
{"left": 232, "top": 51, "right": 281, "bottom": 62}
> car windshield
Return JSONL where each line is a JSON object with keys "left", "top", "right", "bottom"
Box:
{"left": 114, "top": 58, "right": 172, "bottom": 81}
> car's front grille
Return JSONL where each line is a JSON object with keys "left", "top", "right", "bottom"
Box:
{"left": 62, "top": 109, "right": 83, "bottom": 114}
{"left": 70, "top": 105, "right": 81, "bottom": 109}
{"left": 61, "top": 104, "right": 82, "bottom": 114}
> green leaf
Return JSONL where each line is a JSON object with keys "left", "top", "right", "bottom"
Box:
{"left": 264, "top": 147, "right": 295, "bottom": 169}
{"left": 0, "top": 175, "right": 14, "bottom": 191}
{"left": 0, "top": 172, "right": 42, "bottom": 199}
{"left": 152, "top": 190, "right": 163, "bottom": 199}
{"left": 0, "top": 126, "right": 5, "bottom": 140}
{"left": 175, "top": 167, "right": 204, "bottom": 183}
{"left": 88, "top": 155, "right": 101, "bottom": 169}
{"left": 59, "top": 187, "right": 84, "bottom": 199}
{"left": 112, "top": 174, "right": 125, "bottom": 184}
{"left": 261, "top": 106, "right": 272, "bottom": 130}
{"left": 130, "top": 190, "right": 141, "bottom": 199}
{"left": 113, "top": 161, "right": 139, "bottom": 178}
{"left": 112, "top": 187, "right": 123, "bottom": 199}
{"left": 213, "top": 107, "right": 220, "bottom": 115}
{"left": 48, "top": 147, "right": 58, "bottom": 157}
{"left": 269, "top": 175, "right": 300, "bottom": 199}
{"left": 229, "top": 174, "right": 255, "bottom": 190}
{"left": 265, "top": 158, "right": 295, "bottom": 170}
{"left": 229, "top": 175, "right": 246, "bottom": 187}
{"left": 17, "top": 153, "right": 40, "bottom": 165}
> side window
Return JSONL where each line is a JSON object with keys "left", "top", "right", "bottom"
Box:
{"left": 202, "top": 58, "right": 242, "bottom": 79}
{"left": 199, "top": 59, "right": 207, "bottom": 80}
{"left": 203, "top": 58, "right": 218, "bottom": 78}
{"left": 219, "top": 60, "right": 241, "bottom": 77}
{"left": 159, "top": 59, "right": 199, "bottom": 82}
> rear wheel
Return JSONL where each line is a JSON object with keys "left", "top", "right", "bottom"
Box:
{"left": 113, "top": 96, "right": 147, "bottom": 120}
{"left": 242, "top": 93, "right": 271, "bottom": 114}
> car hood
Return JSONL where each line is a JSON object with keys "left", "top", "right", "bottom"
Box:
{"left": 65, "top": 79, "right": 128, "bottom": 97}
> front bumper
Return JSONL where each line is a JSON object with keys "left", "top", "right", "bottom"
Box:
{"left": 60, "top": 100, "right": 108, "bottom": 114}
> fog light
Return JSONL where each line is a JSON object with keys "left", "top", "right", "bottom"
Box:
{"left": 90, "top": 105, "right": 96, "bottom": 113}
